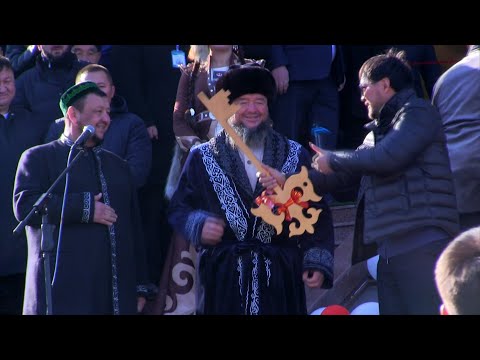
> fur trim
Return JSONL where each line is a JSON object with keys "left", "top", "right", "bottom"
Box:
{"left": 216, "top": 64, "right": 276, "bottom": 104}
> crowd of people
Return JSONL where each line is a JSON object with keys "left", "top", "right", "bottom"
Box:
{"left": 0, "top": 44, "right": 478, "bottom": 315}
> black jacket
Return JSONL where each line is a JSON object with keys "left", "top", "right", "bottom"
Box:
{"left": 12, "top": 52, "right": 88, "bottom": 137}
{"left": 6, "top": 45, "right": 40, "bottom": 77}
{"left": 271, "top": 45, "right": 344, "bottom": 88}
{"left": 110, "top": 45, "right": 187, "bottom": 187}
{"left": 0, "top": 107, "right": 45, "bottom": 276}
{"left": 311, "top": 89, "right": 460, "bottom": 263}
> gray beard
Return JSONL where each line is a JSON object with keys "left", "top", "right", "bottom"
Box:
{"left": 228, "top": 118, "right": 272, "bottom": 148}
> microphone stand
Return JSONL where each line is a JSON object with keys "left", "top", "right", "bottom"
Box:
{"left": 13, "top": 147, "right": 86, "bottom": 315}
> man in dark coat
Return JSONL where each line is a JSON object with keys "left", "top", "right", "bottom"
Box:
{"left": 0, "top": 56, "right": 45, "bottom": 314}
{"left": 269, "top": 45, "right": 345, "bottom": 150}
{"left": 306, "top": 49, "right": 459, "bottom": 314}
{"left": 5, "top": 45, "right": 40, "bottom": 77}
{"left": 13, "top": 82, "right": 151, "bottom": 315}
{"left": 12, "top": 45, "right": 88, "bottom": 138}
{"left": 168, "top": 64, "right": 335, "bottom": 315}
{"left": 110, "top": 45, "right": 188, "bottom": 284}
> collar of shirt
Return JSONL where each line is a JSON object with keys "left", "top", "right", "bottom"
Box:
{"left": 60, "top": 133, "right": 75, "bottom": 146}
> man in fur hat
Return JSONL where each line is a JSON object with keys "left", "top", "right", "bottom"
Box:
{"left": 168, "top": 64, "right": 334, "bottom": 315}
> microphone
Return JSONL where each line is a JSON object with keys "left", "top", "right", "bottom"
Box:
{"left": 72, "top": 125, "right": 95, "bottom": 148}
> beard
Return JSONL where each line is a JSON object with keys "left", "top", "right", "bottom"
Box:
{"left": 43, "top": 48, "right": 73, "bottom": 67}
{"left": 228, "top": 117, "right": 273, "bottom": 148}
{"left": 75, "top": 124, "right": 103, "bottom": 147}
{"left": 90, "top": 133, "right": 104, "bottom": 147}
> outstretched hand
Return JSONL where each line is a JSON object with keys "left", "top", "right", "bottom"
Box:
{"left": 310, "top": 142, "right": 333, "bottom": 174}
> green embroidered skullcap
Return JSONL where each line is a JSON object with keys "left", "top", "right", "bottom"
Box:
{"left": 59, "top": 81, "right": 100, "bottom": 116}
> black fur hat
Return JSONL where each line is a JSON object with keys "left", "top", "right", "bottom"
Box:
{"left": 216, "top": 63, "right": 276, "bottom": 104}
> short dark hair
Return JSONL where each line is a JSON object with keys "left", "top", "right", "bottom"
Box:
{"left": 0, "top": 56, "right": 14, "bottom": 73}
{"left": 435, "top": 226, "right": 480, "bottom": 315}
{"left": 76, "top": 63, "right": 113, "bottom": 85}
{"left": 359, "top": 48, "right": 413, "bottom": 92}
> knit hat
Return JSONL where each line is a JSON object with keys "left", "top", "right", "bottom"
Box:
{"left": 215, "top": 63, "right": 276, "bottom": 104}
{"left": 59, "top": 81, "right": 100, "bottom": 116}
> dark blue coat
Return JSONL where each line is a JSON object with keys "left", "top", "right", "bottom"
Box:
{"left": 13, "top": 140, "right": 148, "bottom": 314}
{"left": 312, "top": 89, "right": 459, "bottom": 264}
{"left": 12, "top": 53, "right": 88, "bottom": 137}
{"left": 110, "top": 45, "right": 187, "bottom": 188}
{"left": 271, "top": 45, "right": 336, "bottom": 81}
{"left": 0, "top": 107, "right": 44, "bottom": 276}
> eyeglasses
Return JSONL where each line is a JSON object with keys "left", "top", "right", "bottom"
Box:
{"left": 359, "top": 80, "right": 378, "bottom": 94}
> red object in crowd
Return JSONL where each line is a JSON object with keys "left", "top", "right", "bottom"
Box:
{"left": 321, "top": 305, "right": 350, "bottom": 315}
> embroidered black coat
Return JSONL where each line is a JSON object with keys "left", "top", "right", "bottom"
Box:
{"left": 168, "top": 130, "right": 334, "bottom": 315}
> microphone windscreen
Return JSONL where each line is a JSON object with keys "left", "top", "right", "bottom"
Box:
{"left": 84, "top": 125, "right": 95, "bottom": 134}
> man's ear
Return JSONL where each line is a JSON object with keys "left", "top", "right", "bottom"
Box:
{"left": 381, "top": 77, "right": 391, "bottom": 91}
{"left": 66, "top": 106, "right": 78, "bottom": 126}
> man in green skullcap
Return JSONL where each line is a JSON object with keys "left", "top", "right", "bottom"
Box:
{"left": 13, "top": 82, "right": 153, "bottom": 315}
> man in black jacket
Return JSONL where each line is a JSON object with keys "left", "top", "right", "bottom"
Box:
{"left": 109, "top": 46, "right": 187, "bottom": 285}
{"left": 311, "top": 49, "right": 459, "bottom": 314}
{"left": 261, "top": 49, "right": 459, "bottom": 315}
